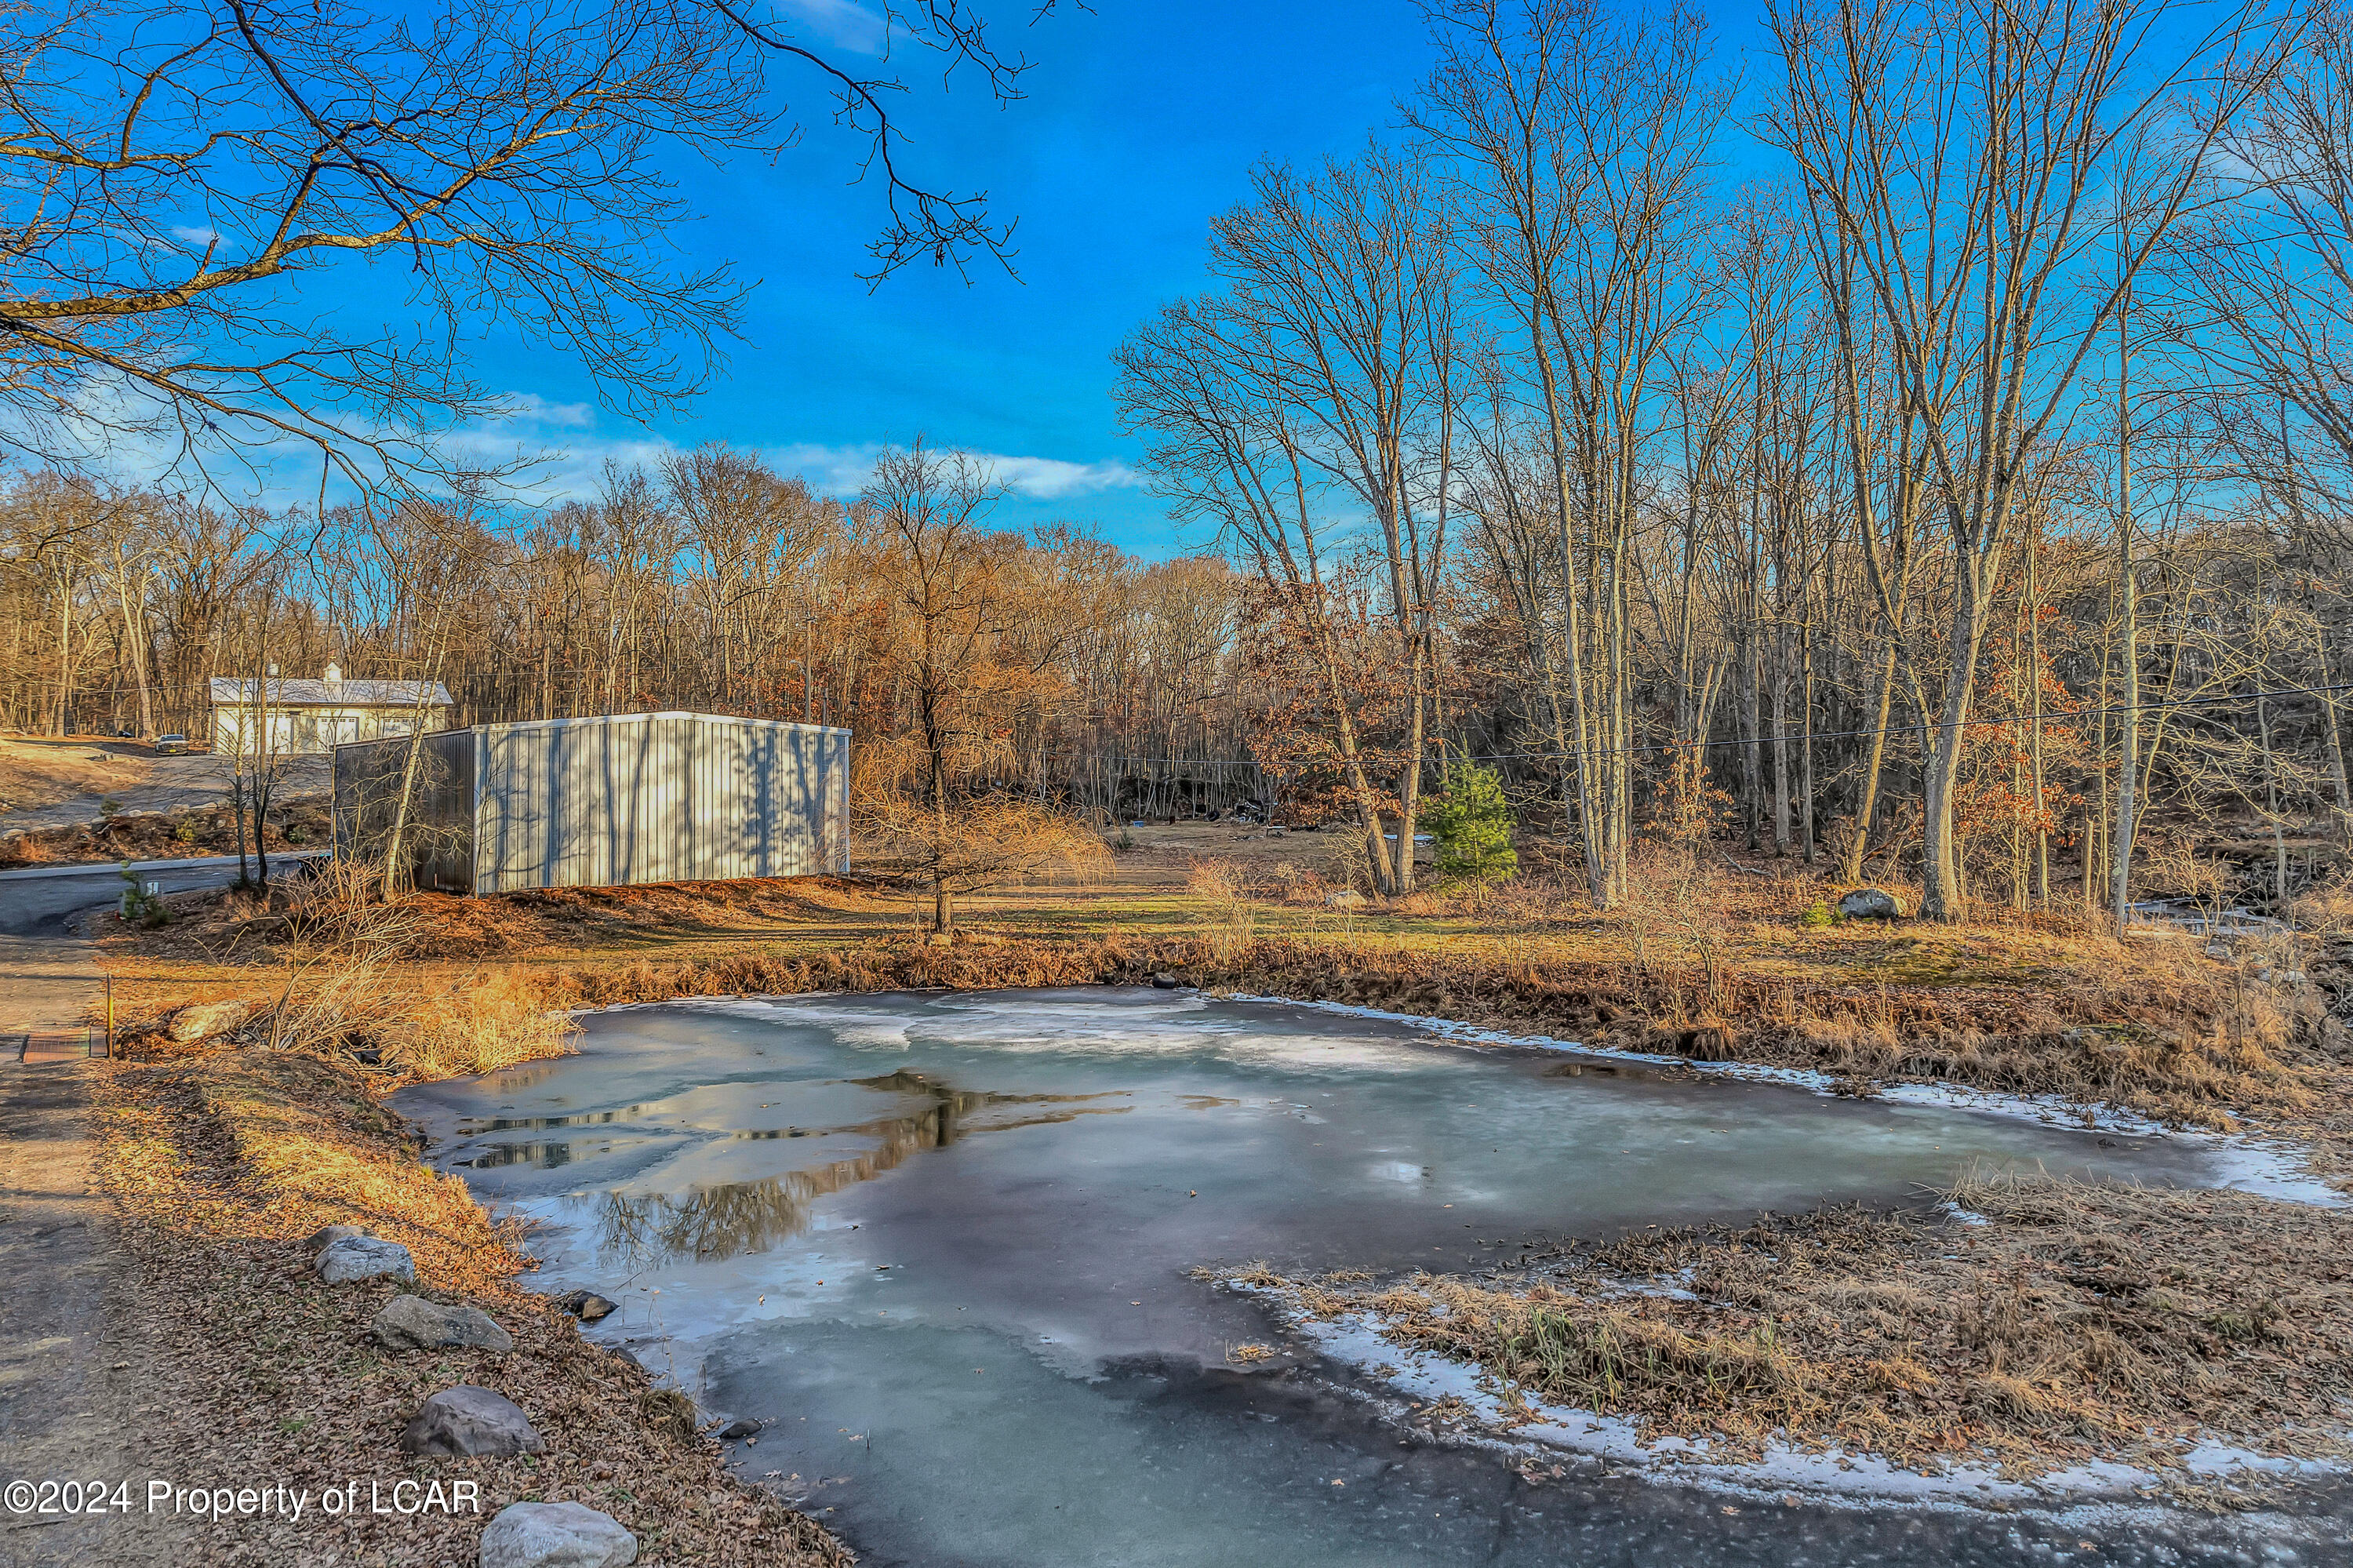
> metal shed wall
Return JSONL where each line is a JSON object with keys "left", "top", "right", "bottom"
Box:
{"left": 471, "top": 711, "right": 849, "bottom": 896}
{"left": 332, "top": 729, "right": 479, "bottom": 893}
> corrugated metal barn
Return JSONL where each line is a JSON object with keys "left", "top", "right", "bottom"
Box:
{"left": 333, "top": 711, "right": 851, "bottom": 895}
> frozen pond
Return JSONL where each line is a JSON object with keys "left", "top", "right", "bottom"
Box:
{"left": 397, "top": 988, "right": 2343, "bottom": 1566}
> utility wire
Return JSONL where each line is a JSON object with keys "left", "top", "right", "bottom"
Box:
{"left": 1027, "top": 679, "right": 2353, "bottom": 769}
{"left": 29, "top": 678, "right": 2353, "bottom": 773}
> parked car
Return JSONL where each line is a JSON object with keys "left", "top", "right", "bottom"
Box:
{"left": 153, "top": 733, "right": 188, "bottom": 755}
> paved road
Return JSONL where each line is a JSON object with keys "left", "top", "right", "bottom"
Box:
{"left": 0, "top": 854, "right": 322, "bottom": 937}
{"left": 0, "top": 880, "right": 197, "bottom": 1562}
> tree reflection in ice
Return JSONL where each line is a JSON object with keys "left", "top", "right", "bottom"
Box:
{"left": 593, "top": 1071, "right": 1128, "bottom": 1264}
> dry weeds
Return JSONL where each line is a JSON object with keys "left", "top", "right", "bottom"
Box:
{"left": 1243, "top": 1170, "right": 2353, "bottom": 1490}
{"left": 0, "top": 796, "right": 331, "bottom": 868}
{"left": 444, "top": 928, "right": 2332, "bottom": 1130}
{"left": 108, "top": 890, "right": 2335, "bottom": 1143}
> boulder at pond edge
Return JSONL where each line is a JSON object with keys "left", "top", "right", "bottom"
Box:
{"left": 303, "top": 1223, "right": 366, "bottom": 1254}
{"left": 373, "top": 1295, "right": 515, "bottom": 1353}
{"left": 316, "top": 1236, "right": 416, "bottom": 1286}
{"left": 477, "top": 1501, "right": 637, "bottom": 1568}
{"left": 557, "top": 1290, "right": 618, "bottom": 1322}
{"left": 401, "top": 1385, "right": 545, "bottom": 1458}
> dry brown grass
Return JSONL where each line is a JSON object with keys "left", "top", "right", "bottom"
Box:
{"left": 1244, "top": 1170, "right": 2353, "bottom": 1489}
{"left": 2292, "top": 871, "right": 2353, "bottom": 941}
{"left": 102, "top": 920, "right": 2326, "bottom": 1147}
{"left": 115, "top": 948, "right": 581, "bottom": 1089}
{"left": 398, "top": 967, "right": 581, "bottom": 1078}
{"left": 449, "top": 925, "right": 2322, "bottom": 1133}
{"left": 93, "top": 840, "right": 2346, "bottom": 1133}
{"left": 89, "top": 1046, "right": 850, "bottom": 1566}
{"left": 136, "top": 871, "right": 898, "bottom": 964}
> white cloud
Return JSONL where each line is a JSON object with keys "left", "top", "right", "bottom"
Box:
{"left": 5, "top": 375, "right": 1141, "bottom": 513}
{"left": 980, "top": 455, "right": 1144, "bottom": 500}
{"left": 765, "top": 439, "right": 885, "bottom": 495}
{"left": 467, "top": 411, "right": 1143, "bottom": 507}
{"left": 169, "top": 224, "right": 220, "bottom": 248}
{"left": 774, "top": 0, "right": 889, "bottom": 53}
{"left": 493, "top": 392, "right": 596, "bottom": 429}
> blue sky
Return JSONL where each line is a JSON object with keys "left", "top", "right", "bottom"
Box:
{"left": 458, "top": 0, "right": 1453, "bottom": 555}
{"left": 427, "top": 0, "right": 1801, "bottom": 557}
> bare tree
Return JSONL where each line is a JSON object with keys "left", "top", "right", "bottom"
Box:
{"left": 1413, "top": 0, "right": 1723, "bottom": 906}
{"left": 0, "top": 0, "right": 1064, "bottom": 497}
{"left": 1766, "top": 0, "right": 2287, "bottom": 919}
{"left": 1117, "top": 147, "right": 1458, "bottom": 895}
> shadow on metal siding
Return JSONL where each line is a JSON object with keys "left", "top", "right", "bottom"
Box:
{"left": 460, "top": 711, "right": 849, "bottom": 895}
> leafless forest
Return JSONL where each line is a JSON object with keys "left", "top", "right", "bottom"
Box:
{"left": 5, "top": 0, "right": 2353, "bottom": 926}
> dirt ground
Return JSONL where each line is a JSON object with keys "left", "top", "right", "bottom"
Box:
{"left": 0, "top": 735, "right": 329, "bottom": 842}
{"left": 0, "top": 1059, "right": 199, "bottom": 1566}
{"left": 70, "top": 1046, "right": 849, "bottom": 1566}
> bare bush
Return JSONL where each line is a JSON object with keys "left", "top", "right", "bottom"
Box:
{"left": 1187, "top": 857, "right": 1257, "bottom": 962}
{"left": 860, "top": 795, "right": 1111, "bottom": 935}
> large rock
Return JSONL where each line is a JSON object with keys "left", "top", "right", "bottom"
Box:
{"left": 317, "top": 1236, "right": 417, "bottom": 1286}
{"left": 557, "top": 1290, "right": 618, "bottom": 1322}
{"left": 167, "top": 999, "right": 252, "bottom": 1043}
{"left": 477, "top": 1502, "right": 637, "bottom": 1568}
{"left": 373, "top": 1295, "right": 514, "bottom": 1353}
{"left": 402, "top": 1385, "right": 544, "bottom": 1457}
{"left": 1836, "top": 887, "right": 1907, "bottom": 921}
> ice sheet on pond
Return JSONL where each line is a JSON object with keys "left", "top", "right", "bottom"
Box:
{"left": 396, "top": 988, "right": 2348, "bottom": 1567}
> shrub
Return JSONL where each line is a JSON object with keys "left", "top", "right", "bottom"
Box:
{"left": 1187, "top": 858, "right": 1256, "bottom": 963}
{"left": 1422, "top": 752, "right": 1518, "bottom": 884}
{"left": 117, "top": 861, "right": 170, "bottom": 926}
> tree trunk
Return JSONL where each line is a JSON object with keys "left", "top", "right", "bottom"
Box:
{"left": 1842, "top": 638, "right": 1899, "bottom": 883}
{"left": 1920, "top": 561, "right": 1993, "bottom": 922}
{"left": 1800, "top": 602, "right": 1817, "bottom": 864}
{"left": 2315, "top": 623, "right": 2352, "bottom": 848}
{"left": 2258, "top": 693, "right": 2286, "bottom": 907}
{"left": 2112, "top": 307, "right": 2139, "bottom": 941}
{"left": 1770, "top": 617, "right": 1791, "bottom": 856}
{"left": 52, "top": 576, "right": 71, "bottom": 736}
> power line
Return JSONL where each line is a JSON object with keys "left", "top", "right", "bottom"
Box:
{"left": 22, "top": 676, "right": 2351, "bottom": 775}
{"left": 1470, "top": 679, "right": 2353, "bottom": 768}
{"left": 1023, "top": 680, "right": 2353, "bottom": 770}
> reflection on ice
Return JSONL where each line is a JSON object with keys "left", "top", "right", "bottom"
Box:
{"left": 587, "top": 1071, "right": 1133, "bottom": 1263}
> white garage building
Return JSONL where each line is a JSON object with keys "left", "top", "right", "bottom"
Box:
{"left": 210, "top": 664, "right": 453, "bottom": 755}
